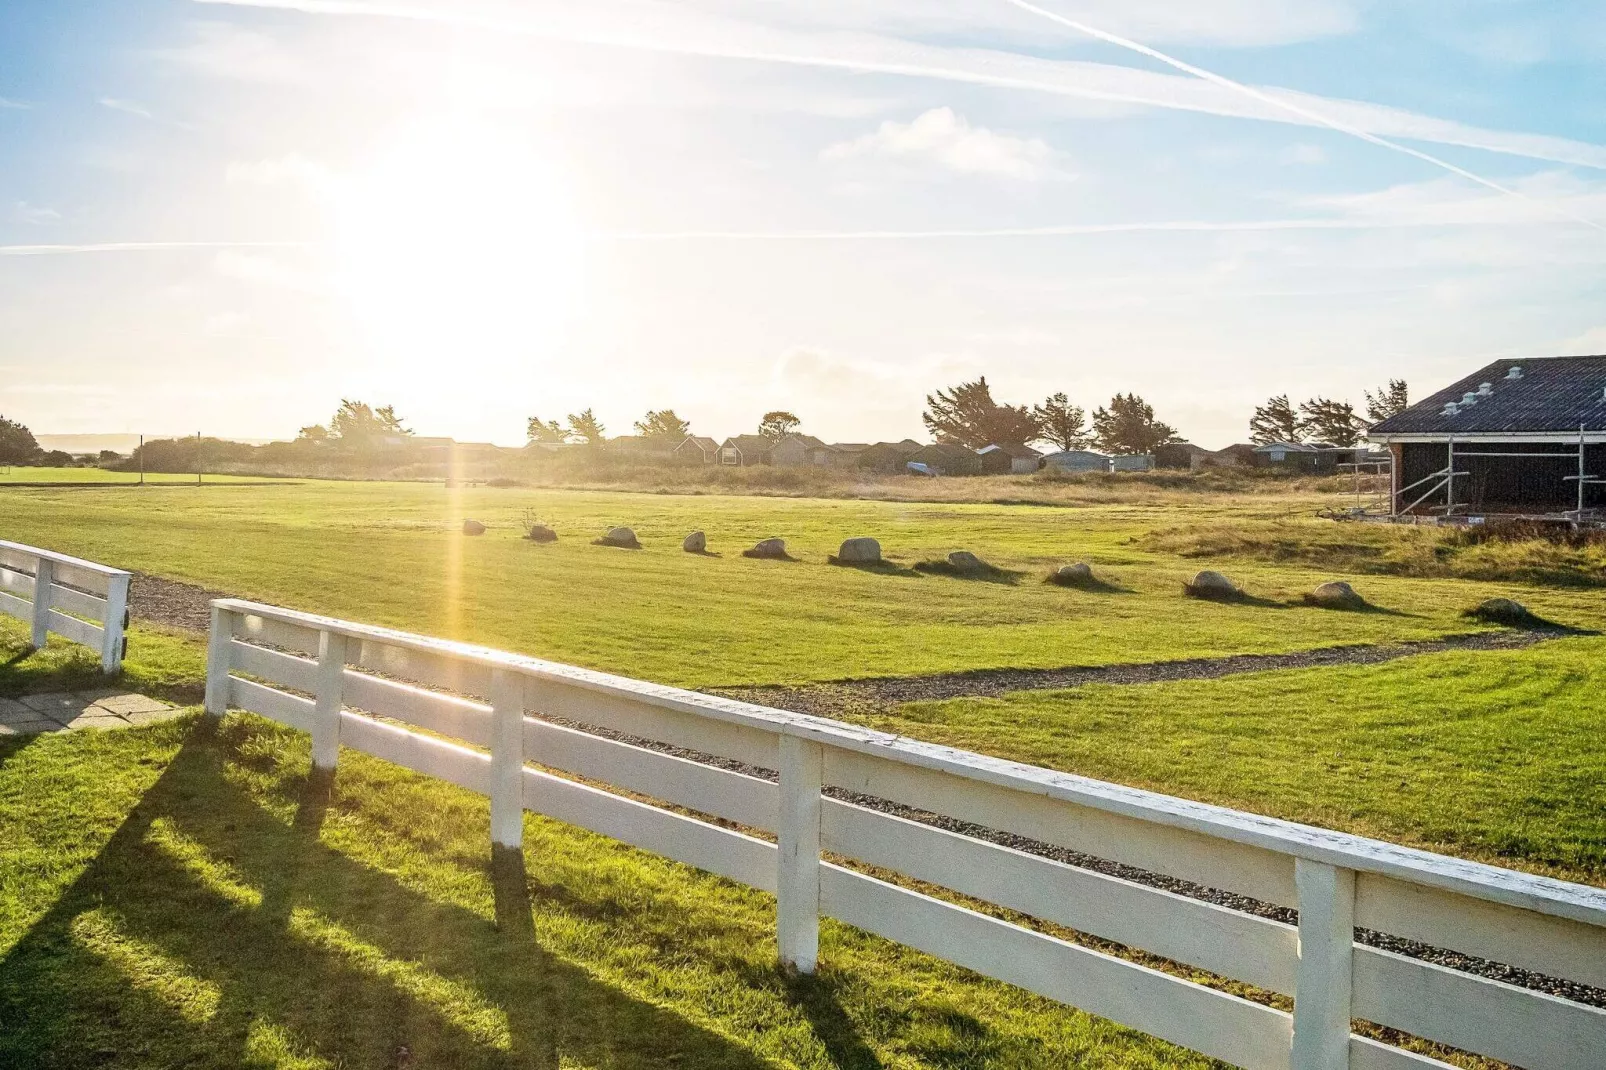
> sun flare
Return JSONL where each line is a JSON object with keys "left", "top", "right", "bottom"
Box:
{"left": 334, "top": 115, "right": 586, "bottom": 385}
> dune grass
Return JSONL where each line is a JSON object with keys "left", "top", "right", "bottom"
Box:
{"left": 0, "top": 714, "right": 1219, "bottom": 1070}
{"left": 4, "top": 481, "right": 1601, "bottom": 689}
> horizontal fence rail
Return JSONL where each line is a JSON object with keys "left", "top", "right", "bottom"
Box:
{"left": 0, "top": 540, "right": 131, "bottom": 673}
{"left": 205, "top": 599, "right": 1606, "bottom": 1070}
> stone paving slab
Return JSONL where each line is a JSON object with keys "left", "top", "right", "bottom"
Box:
{"left": 0, "top": 690, "right": 179, "bottom": 735}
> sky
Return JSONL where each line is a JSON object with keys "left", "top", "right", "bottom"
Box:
{"left": 2, "top": 0, "right": 1605, "bottom": 448}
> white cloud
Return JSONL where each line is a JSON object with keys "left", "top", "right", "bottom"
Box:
{"left": 98, "top": 97, "right": 155, "bottom": 120}
{"left": 157, "top": 22, "right": 313, "bottom": 84}
{"left": 822, "top": 107, "right": 1064, "bottom": 180}
{"left": 0, "top": 97, "right": 29, "bottom": 109}
{"left": 12, "top": 202, "right": 61, "bottom": 225}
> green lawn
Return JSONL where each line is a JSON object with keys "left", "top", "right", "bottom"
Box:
{"left": 0, "top": 715, "right": 1220, "bottom": 1070}
{"left": 0, "top": 467, "right": 274, "bottom": 485}
{"left": 1, "top": 479, "right": 1600, "bottom": 1068}
{"left": 3, "top": 480, "right": 1599, "bottom": 688}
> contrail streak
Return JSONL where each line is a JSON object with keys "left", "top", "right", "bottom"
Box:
{"left": 0, "top": 241, "right": 309, "bottom": 256}
{"left": 999, "top": 0, "right": 1605, "bottom": 233}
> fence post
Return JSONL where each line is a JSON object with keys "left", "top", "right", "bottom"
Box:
{"left": 203, "top": 604, "right": 233, "bottom": 718}
{"left": 489, "top": 668, "right": 525, "bottom": 850}
{"left": 100, "top": 572, "right": 130, "bottom": 673}
{"left": 311, "top": 630, "right": 347, "bottom": 772}
{"left": 777, "top": 733, "right": 824, "bottom": 974}
{"left": 29, "top": 558, "right": 52, "bottom": 649}
{"left": 1292, "top": 858, "right": 1355, "bottom": 1070}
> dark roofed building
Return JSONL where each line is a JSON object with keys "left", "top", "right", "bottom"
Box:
{"left": 1368, "top": 355, "right": 1606, "bottom": 516}
{"left": 674, "top": 436, "right": 720, "bottom": 464}
{"left": 720, "top": 435, "right": 773, "bottom": 466}
{"left": 910, "top": 442, "right": 983, "bottom": 476}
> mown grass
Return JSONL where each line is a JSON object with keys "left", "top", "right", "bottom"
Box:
{"left": 1142, "top": 517, "right": 1606, "bottom": 588}
{"left": 0, "top": 467, "right": 281, "bottom": 485}
{"left": 0, "top": 619, "right": 205, "bottom": 702}
{"left": 0, "top": 714, "right": 1220, "bottom": 1070}
{"left": 867, "top": 636, "right": 1606, "bottom": 886}
{"left": 5, "top": 481, "right": 1601, "bottom": 688}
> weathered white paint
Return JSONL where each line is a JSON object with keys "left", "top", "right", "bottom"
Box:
{"left": 821, "top": 865, "right": 1294, "bottom": 1070}
{"left": 30, "top": 559, "right": 53, "bottom": 648}
{"left": 204, "top": 606, "right": 234, "bottom": 717}
{"left": 489, "top": 668, "right": 525, "bottom": 849}
{"left": 778, "top": 735, "right": 823, "bottom": 974}
{"left": 0, "top": 541, "right": 132, "bottom": 673}
{"left": 1355, "top": 872, "right": 1606, "bottom": 991}
{"left": 311, "top": 631, "right": 347, "bottom": 772}
{"left": 1292, "top": 860, "right": 1355, "bottom": 1070}
{"left": 1353, "top": 945, "right": 1606, "bottom": 1070}
{"left": 821, "top": 799, "right": 1298, "bottom": 994}
{"left": 206, "top": 599, "right": 1606, "bottom": 1070}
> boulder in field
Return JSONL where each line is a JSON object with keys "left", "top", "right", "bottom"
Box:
{"left": 683, "top": 530, "right": 707, "bottom": 553}
{"left": 462, "top": 520, "right": 486, "bottom": 536}
{"left": 526, "top": 524, "right": 558, "bottom": 543}
{"left": 743, "top": 537, "right": 789, "bottom": 560}
{"left": 1050, "top": 562, "right": 1095, "bottom": 587}
{"left": 1464, "top": 597, "right": 1541, "bottom": 627}
{"left": 1305, "top": 580, "right": 1365, "bottom": 610}
{"left": 594, "top": 526, "right": 641, "bottom": 549}
{"left": 836, "top": 537, "right": 882, "bottom": 564}
{"left": 1183, "top": 569, "right": 1241, "bottom": 600}
{"left": 947, "top": 550, "right": 986, "bottom": 572}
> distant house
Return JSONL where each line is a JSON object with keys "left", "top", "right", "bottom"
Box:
{"left": 1110, "top": 454, "right": 1154, "bottom": 472}
{"left": 850, "top": 440, "right": 923, "bottom": 474}
{"left": 1040, "top": 449, "right": 1111, "bottom": 473}
{"left": 674, "top": 436, "right": 720, "bottom": 465}
{"left": 1369, "top": 355, "right": 1606, "bottom": 515}
{"left": 909, "top": 443, "right": 983, "bottom": 476}
{"left": 1252, "top": 440, "right": 1354, "bottom": 473}
{"left": 607, "top": 435, "right": 675, "bottom": 460}
{"left": 1154, "top": 442, "right": 1213, "bottom": 471}
{"left": 770, "top": 434, "right": 838, "bottom": 467}
{"left": 720, "top": 435, "right": 773, "bottom": 466}
{"left": 976, "top": 443, "right": 1043, "bottom": 475}
{"left": 1205, "top": 444, "right": 1257, "bottom": 468}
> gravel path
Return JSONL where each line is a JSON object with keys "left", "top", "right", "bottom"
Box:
{"left": 713, "top": 629, "right": 1562, "bottom": 719}
{"left": 129, "top": 572, "right": 230, "bottom": 632}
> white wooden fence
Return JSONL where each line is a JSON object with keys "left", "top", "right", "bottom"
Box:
{"left": 0, "top": 540, "right": 131, "bottom": 673}
{"left": 205, "top": 598, "right": 1606, "bottom": 1070}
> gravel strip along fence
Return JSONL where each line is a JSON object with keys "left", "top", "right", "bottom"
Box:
{"left": 126, "top": 572, "right": 1601, "bottom": 1008}
{"left": 713, "top": 629, "right": 1562, "bottom": 721}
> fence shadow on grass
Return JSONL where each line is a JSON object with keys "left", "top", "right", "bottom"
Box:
{"left": 0, "top": 718, "right": 780, "bottom": 1070}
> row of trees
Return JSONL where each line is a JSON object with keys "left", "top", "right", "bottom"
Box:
{"left": 1248, "top": 380, "right": 1408, "bottom": 447}
{"left": 527, "top": 409, "right": 808, "bottom": 447}
{"left": 297, "top": 400, "right": 411, "bottom": 446}
{"left": 923, "top": 377, "right": 1178, "bottom": 456}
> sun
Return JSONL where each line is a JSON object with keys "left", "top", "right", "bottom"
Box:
{"left": 334, "top": 115, "right": 586, "bottom": 386}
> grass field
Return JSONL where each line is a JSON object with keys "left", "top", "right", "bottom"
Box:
{"left": 0, "top": 467, "right": 283, "bottom": 485}
{"left": 3, "top": 479, "right": 1601, "bottom": 688}
{"left": 1, "top": 476, "right": 1599, "bottom": 1068}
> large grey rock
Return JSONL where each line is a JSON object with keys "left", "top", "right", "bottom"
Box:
{"left": 837, "top": 537, "right": 881, "bottom": 563}
{"left": 526, "top": 524, "right": 557, "bottom": 543}
{"left": 746, "top": 537, "right": 788, "bottom": 559}
{"left": 1467, "top": 597, "right": 1534, "bottom": 625}
{"left": 597, "top": 526, "right": 640, "bottom": 548}
{"left": 683, "top": 530, "right": 707, "bottom": 553}
{"left": 947, "top": 550, "right": 986, "bottom": 572}
{"left": 462, "top": 519, "right": 486, "bottom": 536}
{"left": 1054, "top": 562, "right": 1094, "bottom": 584}
{"left": 1190, "top": 569, "right": 1236, "bottom": 592}
{"left": 1307, "top": 580, "right": 1363, "bottom": 608}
